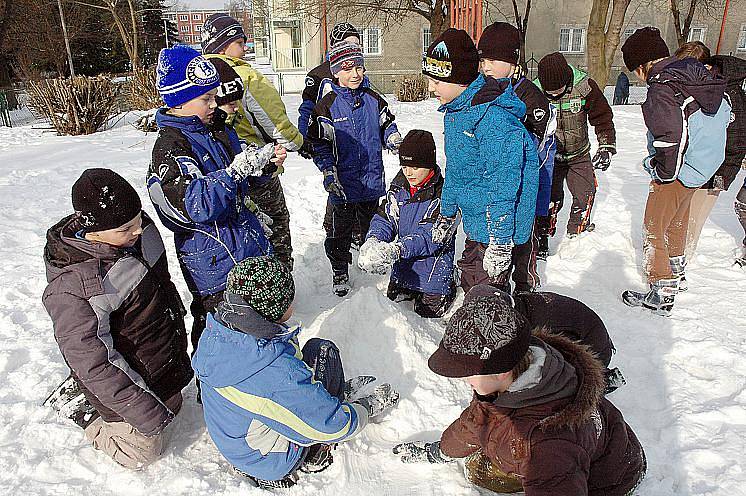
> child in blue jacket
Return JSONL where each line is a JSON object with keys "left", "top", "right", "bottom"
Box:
{"left": 307, "top": 41, "right": 402, "bottom": 296}
{"left": 358, "top": 130, "right": 456, "bottom": 317}
{"left": 422, "top": 29, "right": 539, "bottom": 295}
{"left": 193, "top": 256, "right": 400, "bottom": 489}
{"left": 147, "top": 45, "right": 284, "bottom": 352}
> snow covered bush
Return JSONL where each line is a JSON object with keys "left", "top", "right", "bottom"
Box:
{"left": 127, "top": 67, "right": 162, "bottom": 112}
{"left": 395, "top": 74, "right": 430, "bottom": 102}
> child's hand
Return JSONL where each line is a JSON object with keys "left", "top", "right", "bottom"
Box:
{"left": 272, "top": 145, "right": 287, "bottom": 167}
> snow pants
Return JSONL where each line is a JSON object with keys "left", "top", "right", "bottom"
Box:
{"left": 188, "top": 291, "right": 224, "bottom": 354}
{"left": 84, "top": 393, "right": 183, "bottom": 470}
{"left": 386, "top": 281, "right": 456, "bottom": 318}
{"left": 323, "top": 199, "right": 379, "bottom": 276}
{"left": 737, "top": 184, "right": 746, "bottom": 247}
{"left": 550, "top": 153, "right": 596, "bottom": 236}
{"left": 249, "top": 176, "right": 293, "bottom": 270}
{"left": 643, "top": 180, "right": 696, "bottom": 283}
{"left": 458, "top": 239, "right": 540, "bottom": 294}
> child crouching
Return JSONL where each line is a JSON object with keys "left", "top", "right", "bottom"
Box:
{"left": 358, "top": 130, "right": 456, "bottom": 317}
{"left": 192, "top": 256, "right": 400, "bottom": 489}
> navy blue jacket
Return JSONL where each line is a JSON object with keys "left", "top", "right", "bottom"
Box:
{"left": 307, "top": 83, "right": 398, "bottom": 204}
{"left": 148, "top": 109, "right": 272, "bottom": 296}
{"left": 367, "top": 168, "right": 455, "bottom": 295}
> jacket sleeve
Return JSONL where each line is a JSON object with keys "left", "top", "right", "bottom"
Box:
{"left": 398, "top": 198, "right": 445, "bottom": 259}
{"left": 439, "top": 407, "right": 481, "bottom": 459}
{"left": 366, "top": 194, "right": 397, "bottom": 243}
{"left": 307, "top": 103, "right": 336, "bottom": 173}
{"left": 641, "top": 83, "right": 685, "bottom": 182}
{"left": 376, "top": 93, "right": 398, "bottom": 142}
{"left": 521, "top": 439, "right": 590, "bottom": 496}
{"left": 43, "top": 289, "right": 173, "bottom": 436}
{"left": 520, "top": 82, "right": 551, "bottom": 141}
{"left": 239, "top": 66, "right": 304, "bottom": 151}
{"left": 585, "top": 79, "right": 616, "bottom": 151}
{"left": 149, "top": 136, "right": 240, "bottom": 224}
{"left": 298, "top": 72, "right": 323, "bottom": 137}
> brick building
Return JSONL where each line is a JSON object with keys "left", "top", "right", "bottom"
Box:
{"left": 163, "top": 9, "right": 255, "bottom": 51}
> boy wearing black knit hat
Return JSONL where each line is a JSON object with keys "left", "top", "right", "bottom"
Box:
{"left": 392, "top": 284, "right": 646, "bottom": 495}
{"left": 358, "top": 130, "right": 457, "bottom": 317}
{"left": 423, "top": 28, "right": 539, "bottom": 296}
{"left": 534, "top": 51, "right": 616, "bottom": 241}
{"left": 620, "top": 27, "right": 731, "bottom": 316}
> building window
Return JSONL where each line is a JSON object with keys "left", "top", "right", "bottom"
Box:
{"left": 193, "top": 13, "right": 201, "bottom": 20}
{"left": 738, "top": 25, "right": 746, "bottom": 51}
{"left": 687, "top": 27, "right": 707, "bottom": 43}
{"left": 168, "top": 14, "right": 176, "bottom": 21}
{"left": 559, "top": 27, "right": 585, "bottom": 54}
{"left": 179, "top": 14, "right": 188, "bottom": 21}
{"left": 183, "top": 35, "right": 191, "bottom": 43}
{"left": 361, "top": 27, "right": 382, "bottom": 56}
{"left": 195, "top": 24, "right": 202, "bottom": 32}
{"left": 181, "top": 25, "right": 190, "bottom": 32}
{"left": 422, "top": 28, "right": 431, "bottom": 54}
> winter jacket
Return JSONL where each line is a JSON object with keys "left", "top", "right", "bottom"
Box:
{"left": 440, "top": 330, "right": 645, "bottom": 496}
{"left": 514, "top": 291, "right": 614, "bottom": 367}
{"left": 440, "top": 75, "right": 539, "bottom": 245}
{"left": 204, "top": 54, "right": 304, "bottom": 152}
{"left": 192, "top": 307, "right": 368, "bottom": 481}
{"left": 614, "top": 72, "right": 630, "bottom": 105}
{"left": 643, "top": 57, "right": 731, "bottom": 188}
{"left": 534, "top": 66, "right": 616, "bottom": 161}
{"left": 307, "top": 83, "right": 399, "bottom": 204}
{"left": 366, "top": 168, "right": 455, "bottom": 295}
{"left": 42, "top": 213, "right": 193, "bottom": 436}
{"left": 147, "top": 109, "right": 272, "bottom": 297}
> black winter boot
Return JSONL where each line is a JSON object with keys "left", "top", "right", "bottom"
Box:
{"left": 621, "top": 278, "right": 678, "bottom": 316}
{"left": 332, "top": 272, "right": 350, "bottom": 297}
{"left": 300, "top": 444, "right": 335, "bottom": 474}
{"left": 669, "top": 256, "right": 688, "bottom": 292}
{"left": 232, "top": 466, "right": 298, "bottom": 489}
{"left": 537, "top": 234, "right": 549, "bottom": 261}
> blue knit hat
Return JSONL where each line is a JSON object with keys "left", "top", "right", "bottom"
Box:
{"left": 156, "top": 44, "right": 220, "bottom": 108}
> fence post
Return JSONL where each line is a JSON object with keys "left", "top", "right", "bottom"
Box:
{"left": 0, "top": 91, "right": 12, "bottom": 127}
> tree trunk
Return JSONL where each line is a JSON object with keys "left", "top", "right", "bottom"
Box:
{"left": 587, "top": 0, "right": 631, "bottom": 87}
{"left": 430, "top": 0, "right": 450, "bottom": 39}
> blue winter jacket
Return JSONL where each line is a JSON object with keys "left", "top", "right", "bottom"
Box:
{"left": 367, "top": 168, "right": 455, "bottom": 295}
{"left": 192, "top": 311, "right": 368, "bottom": 481}
{"left": 148, "top": 110, "right": 272, "bottom": 296}
{"left": 307, "top": 83, "right": 399, "bottom": 204}
{"left": 440, "top": 75, "right": 540, "bottom": 245}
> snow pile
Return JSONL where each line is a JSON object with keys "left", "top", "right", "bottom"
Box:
{"left": 0, "top": 96, "right": 745, "bottom": 495}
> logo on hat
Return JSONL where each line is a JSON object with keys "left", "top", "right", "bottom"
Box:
{"left": 186, "top": 57, "right": 219, "bottom": 86}
{"left": 200, "top": 30, "right": 211, "bottom": 43}
{"left": 432, "top": 41, "right": 450, "bottom": 58}
{"left": 305, "top": 76, "right": 315, "bottom": 87}
{"left": 480, "top": 347, "right": 492, "bottom": 360}
{"left": 423, "top": 57, "right": 452, "bottom": 78}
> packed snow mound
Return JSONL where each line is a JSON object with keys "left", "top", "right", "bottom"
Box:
{"left": 0, "top": 95, "right": 745, "bottom": 495}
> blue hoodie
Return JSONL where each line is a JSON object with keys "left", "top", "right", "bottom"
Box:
{"left": 439, "top": 75, "right": 539, "bottom": 245}
{"left": 192, "top": 309, "right": 368, "bottom": 481}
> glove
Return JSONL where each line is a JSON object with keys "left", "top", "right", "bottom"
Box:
{"left": 343, "top": 375, "right": 376, "bottom": 402}
{"left": 323, "top": 168, "right": 347, "bottom": 201}
{"left": 133, "top": 109, "right": 157, "bottom": 132}
{"left": 592, "top": 148, "right": 614, "bottom": 171}
{"left": 431, "top": 212, "right": 460, "bottom": 244}
{"left": 354, "top": 383, "right": 399, "bottom": 418}
{"left": 358, "top": 238, "right": 401, "bottom": 274}
{"left": 226, "top": 143, "right": 275, "bottom": 182}
{"left": 393, "top": 441, "right": 454, "bottom": 464}
{"left": 243, "top": 197, "right": 274, "bottom": 237}
{"left": 298, "top": 139, "right": 315, "bottom": 159}
{"left": 386, "top": 131, "right": 403, "bottom": 153}
{"left": 483, "top": 242, "right": 514, "bottom": 278}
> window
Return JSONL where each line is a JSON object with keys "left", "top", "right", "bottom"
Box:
{"left": 195, "top": 24, "right": 202, "bottom": 32}
{"left": 183, "top": 35, "right": 191, "bottom": 43}
{"left": 168, "top": 14, "right": 176, "bottom": 21}
{"left": 179, "top": 14, "right": 188, "bottom": 21}
{"left": 738, "top": 25, "right": 746, "bottom": 51}
{"left": 688, "top": 27, "right": 706, "bottom": 43}
{"left": 181, "top": 25, "right": 190, "bottom": 32}
{"left": 193, "top": 13, "right": 201, "bottom": 20}
{"left": 422, "top": 28, "right": 431, "bottom": 54}
{"left": 559, "top": 27, "right": 585, "bottom": 54}
{"left": 361, "top": 27, "right": 382, "bottom": 56}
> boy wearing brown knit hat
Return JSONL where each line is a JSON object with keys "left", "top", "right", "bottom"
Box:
{"left": 534, "top": 51, "right": 616, "bottom": 241}
{"left": 393, "top": 284, "right": 646, "bottom": 495}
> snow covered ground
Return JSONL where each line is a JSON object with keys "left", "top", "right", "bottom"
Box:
{"left": 1, "top": 95, "right": 745, "bottom": 496}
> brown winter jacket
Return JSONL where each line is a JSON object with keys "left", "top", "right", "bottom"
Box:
{"left": 42, "top": 213, "right": 193, "bottom": 436}
{"left": 440, "top": 330, "right": 645, "bottom": 496}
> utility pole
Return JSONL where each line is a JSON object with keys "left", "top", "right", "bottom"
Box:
{"left": 715, "top": 0, "right": 731, "bottom": 54}
{"left": 57, "top": 0, "right": 76, "bottom": 77}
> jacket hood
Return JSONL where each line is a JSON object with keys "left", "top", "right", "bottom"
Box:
{"left": 649, "top": 57, "right": 727, "bottom": 114}
{"left": 191, "top": 313, "right": 300, "bottom": 388}
{"left": 155, "top": 108, "right": 209, "bottom": 133}
{"left": 441, "top": 74, "right": 526, "bottom": 120}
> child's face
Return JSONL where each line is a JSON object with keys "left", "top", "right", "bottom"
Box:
{"left": 427, "top": 77, "right": 467, "bottom": 105}
{"left": 219, "top": 100, "right": 240, "bottom": 117}
{"left": 480, "top": 59, "right": 514, "bottom": 79}
{"left": 402, "top": 166, "right": 431, "bottom": 187}
{"left": 462, "top": 373, "right": 511, "bottom": 395}
{"left": 84, "top": 212, "right": 143, "bottom": 248}
{"left": 336, "top": 65, "right": 365, "bottom": 89}
{"left": 223, "top": 39, "right": 248, "bottom": 58}
{"left": 173, "top": 89, "right": 218, "bottom": 124}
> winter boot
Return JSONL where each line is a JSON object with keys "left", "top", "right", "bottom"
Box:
{"left": 604, "top": 367, "right": 627, "bottom": 395}
{"left": 537, "top": 234, "right": 549, "bottom": 261}
{"left": 232, "top": 466, "right": 298, "bottom": 488}
{"left": 567, "top": 222, "right": 595, "bottom": 239}
{"left": 300, "top": 444, "right": 335, "bottom": 474}
{"left": 669, "top": 256, "right": 688, "bottom": 292}
{"left": 621, "top": 278, "right": 679, "bottom": 316}
{"left": 44, "top": 375, "right": 100, "bottom": 429}
{"left": 332, "top": 272, "right": 351, "bottom": 297}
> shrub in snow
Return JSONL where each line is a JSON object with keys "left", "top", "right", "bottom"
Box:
{"left": 395, "top": 74, "right": 430, "bottom": 102}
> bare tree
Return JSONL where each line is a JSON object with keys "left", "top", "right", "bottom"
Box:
{"left": 71, "top": 0, "right": 141, "bottom": 68}
{"left": 586, "top": 0, "right": 632, "bottom": 86}
{"left": 485, "top": 0, "right": 532, "bottom": 67}
{"left": 668, "top": 0, "right": 728, "bottom": 47}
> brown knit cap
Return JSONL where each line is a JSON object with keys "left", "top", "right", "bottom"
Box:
{"left": 621, "top": 27, "right": 670, "bottom": 72}
{"left": 537, "top": 52, "right": 573, "bottom": 91}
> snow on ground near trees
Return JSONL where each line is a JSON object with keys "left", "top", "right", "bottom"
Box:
{"left": 1, "top": 96, "right": 745, "bottom": 496}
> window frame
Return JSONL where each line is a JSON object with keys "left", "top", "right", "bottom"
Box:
{"left": 180, "top": 25, "right": 190, "bottom": 32}
{"left": 559, "top": 27, "right": 586, "bottom": 54}
{"left": 738, "top": 24, "right": 746, "bottom": 52}
{"left": 422, "top": 27, "right": 432, "bottom": 54}
{"left": 192, "top": 13, "right": 202, "bottom": 20}
{"left": 687, "top": 26, "right": 707, "bottom": 43}
{"left": 179, "top": 14, "right": 188, "bottom": 21}
{"left": 361, "top": 27, "right": 382, "bottom": 56}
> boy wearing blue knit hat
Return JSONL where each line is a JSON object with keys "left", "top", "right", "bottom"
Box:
{"left": 147, "top": 45, "right": 285, "bottom": 367}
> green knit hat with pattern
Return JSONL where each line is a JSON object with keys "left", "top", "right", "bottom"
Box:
{"left": 226, "top": 256, "right": 295, "bottom": 322}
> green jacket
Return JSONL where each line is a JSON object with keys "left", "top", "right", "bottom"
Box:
{"left": 205, "top": 54, "right": 304, "bottom": 152}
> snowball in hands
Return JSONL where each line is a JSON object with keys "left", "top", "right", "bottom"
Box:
{"left": 226, "top": 143, "right": 275, "bottom": 182}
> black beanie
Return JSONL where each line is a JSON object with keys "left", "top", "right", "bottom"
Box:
{"left": 477, "top": 22, "right": 520, "bottom": 65}
{"left": 537, "top": 52, "right": 573, "bottom": 91}
{"left": 201, "top": 13, "right": 246, "bottom": 55}
{"left": 211, "top": 58, "right": 245, "bottom": 106}
{"left": 330, "top": 22, "right": 360, "bottom": 45}
{"left": 621, "top": 27, "right": 670, "bottom": 72}
{"left": 422, "top": 28, "right": 479, "bottom": 85}
{"left": 72, "top": 168, "right": 141, "bottom": 232}
{"left": 399, "top": 130, "right": 437, "bottom": 169}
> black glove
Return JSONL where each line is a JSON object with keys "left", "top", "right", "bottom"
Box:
{"left": 392, "top": 440, "right": 454, "bottom": 464}
{"left": 592, "top": 148, "right": 614, "bottom": 171}
{"left": 298, "top": 139, "right": 315, "bottom": 159}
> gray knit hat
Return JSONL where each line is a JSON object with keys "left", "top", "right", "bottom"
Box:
{"left": 226, "top": 256, "right": 295, "bottom": 322}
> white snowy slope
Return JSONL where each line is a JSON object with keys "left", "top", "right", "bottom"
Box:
{"left": 1, "top": 96, "right": 745, "bottom": 496}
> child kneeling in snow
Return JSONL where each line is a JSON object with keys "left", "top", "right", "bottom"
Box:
{"left": 192, "top": 256, "right": 400, "bottom": 489}
{"left": 358, "top": 130, "right": 456, "bottom": 317}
